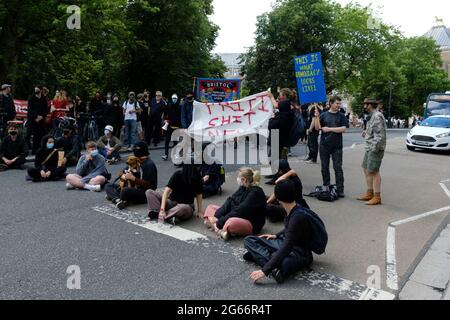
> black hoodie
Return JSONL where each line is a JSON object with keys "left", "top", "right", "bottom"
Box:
{"left": 269, "top": 100, "right": 294, "bottom": 148}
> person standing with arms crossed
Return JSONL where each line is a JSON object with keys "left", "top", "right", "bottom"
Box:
{"left": 319, "top": 96, "right": 348, "bottom": 198}
{"left": 357, "top": 98, "right": 386, "bottom": 205}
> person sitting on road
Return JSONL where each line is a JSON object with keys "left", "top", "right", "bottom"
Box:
{"left": 245, "top": 180, "right": 314, "bottom": 284}
{"left": 97, "top": 125, "right": 122, "bottom": 164}
{"left": 199, "top": 161, "right": 223, "bottom": 198}
{"left": 203, "top": 168, "right": 266, "bottom": 241}
{"left": 146, "top": 163, "right": 203, "bottom": 225}
{"left": 0, "top": 123, "right": 28, "bottom": 171}
{"left": 105, "top": 141, "right": 158, "bottom": 210}
{"left": 27, "top": 135, "right": 66, "bottom": 182}
{"left": 55, "top": 125, "right": 81, "bottom": 167}
{"left": 266, "top": 160, "right": 309, "bottom": 222}
{"left": 65, "top": 141, "right": 109, "bottom": 192}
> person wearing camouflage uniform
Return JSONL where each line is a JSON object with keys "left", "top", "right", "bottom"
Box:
{"left": 357, "top": 98, "right": 386, "bottom": 205}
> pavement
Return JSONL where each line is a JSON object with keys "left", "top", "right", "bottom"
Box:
{"left": 1, "top": 129, "right": 449, "bottom": 300}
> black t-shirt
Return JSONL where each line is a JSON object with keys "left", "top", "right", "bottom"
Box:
{"left": 167, "top": 171, "right": 203, "bottom": 205}
{"left": 320, "top": 111, "right": 348, "bottom": 149}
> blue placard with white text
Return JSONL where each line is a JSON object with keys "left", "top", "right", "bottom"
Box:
{"left": 294, "top": 52, "right": 327, "bottom": 104}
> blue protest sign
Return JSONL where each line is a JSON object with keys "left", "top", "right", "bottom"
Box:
{"left": 294, "top": 52, "right": 327, "bottom": 104}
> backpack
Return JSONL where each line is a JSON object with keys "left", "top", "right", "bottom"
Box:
{"left": 307, "top": 185, "right": 339, "bottom": 202}
{"left": 288, "top": 112, "right": 306, "bottom": 147}
{"left": 292, "top": 206, "right": 328, "bottom": 255}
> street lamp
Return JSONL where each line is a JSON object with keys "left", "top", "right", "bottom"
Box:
{"left": 388, "top": 81, "right": 396, "bottom": 129}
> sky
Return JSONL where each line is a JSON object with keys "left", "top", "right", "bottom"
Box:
{"left": 211, "top": 0, "right": 450, "bottom": 53}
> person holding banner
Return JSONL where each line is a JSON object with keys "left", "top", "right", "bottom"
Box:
{"left": 268, "top": 89, "right": 295, "bottom": 161}
{"left": 203, "top": 168, "right": 266, "bottom": 241}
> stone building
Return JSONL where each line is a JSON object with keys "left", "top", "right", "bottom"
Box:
{"left": 424, "top": 18, "right": 450, "bottom": 79}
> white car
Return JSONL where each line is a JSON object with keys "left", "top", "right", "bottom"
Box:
{"left": 406, "top": 115, "right": 450, "bottom": 152}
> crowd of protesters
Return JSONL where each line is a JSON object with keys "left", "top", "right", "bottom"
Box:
{"left": 0, "top": 82, "right": 391, "bottom": 285}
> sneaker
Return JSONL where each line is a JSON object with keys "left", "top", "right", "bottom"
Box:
{"left": 148, "top": 211, "right": 159, "bottom": 220}
{"left": 105, "top": 194, "right": 112, "bottom": 201}
{"left": 220, "top": 230, "right": 230, "bottom": 241}
{"left": 90, "top": 185, "right": 101, "bottom": 192}
{"left": 271, "top": 269, "right": 285, "bottom": 284}
{"left": 116, "top": 200, "right": 128, "bottom": 210}
{"left": 304, "top": 157, "right": 312, "bottom": 162}
{"left": 338, "top": 192, "right": 345, "bottom": 198}
{"left": 162, "top": 155, "right": 168, "bottom": 161}
{"left": 66, "top": 183, "right": 75, "bottom": 190}
{"left": 265, "top": 179, "right": 277, "bottom": 185}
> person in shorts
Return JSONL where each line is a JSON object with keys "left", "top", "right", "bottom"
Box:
{"left": 357, "top": 98, "right": 386, "bottom": 205}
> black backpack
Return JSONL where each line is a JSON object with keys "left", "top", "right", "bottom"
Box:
{"left": 288, "top": 112, "right": 306, "bottom": 147}
{"left": 292, "top": 206, "right": 328, "bottom": 255}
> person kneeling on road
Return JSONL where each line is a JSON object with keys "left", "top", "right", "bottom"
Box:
{"left": 27, "top": 135, "right": 66, "bottom": 182}
{"left": 105, "top": 142, "right": 158, "bottom": 210}
{"left": 97, "top": 125, "right": 122, "bottom": 164}
{"left": 203, "top": 168, "right": 266, "bottom": 241}
{"left": 146, "top": 163, "right": 203, "bottom": 225}
{"left": 65, "top": 141, "right": 109, "bottom": 192}
{"left": 245, "top": 180, "right": 314, "bottom": 284}
{"left": 266, "top": 160, "right": 309, "bottom": 222}
{"left": 0, "top": 123, "right": 28, "bottom": 171}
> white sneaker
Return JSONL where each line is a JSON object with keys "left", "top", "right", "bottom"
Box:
{"left": 66, "top": 183, "right": 75, "bottom": 190}
{"left": 84, "top": 184, "right": 101, "bottom": 192}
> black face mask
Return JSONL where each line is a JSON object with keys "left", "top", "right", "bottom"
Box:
{"left": 187, "top": 97, "right": 194, "bottom": 101}
{"left": 9, "top": 131, "right": 18, "bottom": 136}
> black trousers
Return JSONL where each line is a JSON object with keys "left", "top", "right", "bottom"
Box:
{"left": 27, "top": 167, "right": 66, "bottom": 181}
{"left": 244, "top": 236, "right": 313, "bottom": 278}
{"left": 164, "top": 126, "right": 178, "bottom": 157}
{"left": 105, "top": 183, "right": 148, "bottom": 204}
{"left": 266, "top": 204, "right": 286, "bottom": 222}
{"left": 307, "top": 131, "right": 319, "bottom": 162}
{"left": 147, "top": 116, "right": 162, "bottom": 145}
{"left": 31, "top": 122, "right": 46, "bottom": 154}
{"left": 319, "top": 145, "right": 344, "bottom": 193}
{"left": 0, "top": 156, "right": 26, "bottom": 169}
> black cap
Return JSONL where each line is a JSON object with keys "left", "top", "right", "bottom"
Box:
{"left": 133, "top": 141, "right": 149, "bottom": 157}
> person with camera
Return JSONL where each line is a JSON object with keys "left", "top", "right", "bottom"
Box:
{"left": 0, "top": 123, "right": 28, "bottom": 171}
{"left": 305, "top": 103, "right": 323, "bottom": 164}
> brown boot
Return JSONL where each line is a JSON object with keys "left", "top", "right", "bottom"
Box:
{"left": 357, "top": 189, "right": 374, "bottom": 201}
{"left": 366, "top": 193, "right": 381, "bottom": 205}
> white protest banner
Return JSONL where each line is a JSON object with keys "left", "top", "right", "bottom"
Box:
{"left": 188, "top": 91, "right": 273, "bottom": 142}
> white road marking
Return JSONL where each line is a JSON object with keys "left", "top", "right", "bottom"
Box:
{"left": 93, "top": 204, "right": 394, "bottom": 300}
{"left": 385, "top": 178, "right": 450, "bottom": 291}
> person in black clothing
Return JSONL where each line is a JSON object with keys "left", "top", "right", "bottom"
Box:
{"left": 147, "top": 91, "right": 167, "bottom": 146}
{"left": 90, "top": 92, "right": 105, "bottom": 135}
{"left": 245, "top": 180, "right": 314, "bottom": 284}
{"left": 56, "top": 125, "right": 81, "bottom": 167}
{"left": 199, "top": 162, "right": 222, "bottom": 198}
{"left": 161, "top": 94, "right": 181, "bottom": 161}
{"left": 103, "top": 94, "right": 123, "bottom": 138}
{"left": 141, "top": 90, "right": 151, "bottom": 142}
{"left": 203, "top": 168, "right": 266, "bottom": 241}
{"left": 319, "top": 96, "right": 348, "bottom": 197}
{"left": 305, "top": 103, "right": 323, "bottom": 163}
{"left": 0, "top": 84, "right": 16, "bottom": 131}
{"left": 27, "top": 135, "right": 66, "bottom": 182}
{"left": 268, "top": 89, "right": 295, "bottom": 161}
{"left": 266, "top": 160, "right": 309, "bottom": 222}
{"left": 146, "top": 163, "right": 203, "bottom": 225}
{"left": 28, "top": 86, "right": 48, "bottom": 154}
{"left": 105, "top": 141, "right": 158, "bottom": 210}
{"left": 0, "top": 124, "right": 28, "bottom": 171}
